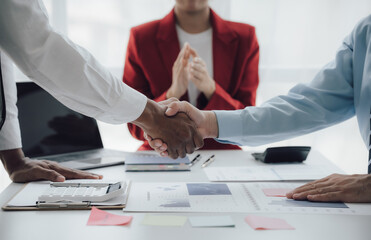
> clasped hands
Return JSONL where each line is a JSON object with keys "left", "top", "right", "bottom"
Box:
{"left": 131, "top": 99, "right": 207, "bottom": 159}
{"left": 167, "top": 43, "right": 216, "bottom": 100}
{"left": 139, "top": 98, "right": 217, "bottom": 159}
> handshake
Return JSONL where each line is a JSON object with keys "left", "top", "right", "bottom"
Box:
{"left": 131, "top": 98, "right": 218, "bottom": 159}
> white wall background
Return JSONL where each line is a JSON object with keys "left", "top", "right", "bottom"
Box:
{"left": 1, "top": 0, "right": 370, "bottom": 192}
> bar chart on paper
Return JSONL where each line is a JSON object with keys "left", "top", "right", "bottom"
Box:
{"left": 123, "top": 182, "right": 368, "bottom": 215}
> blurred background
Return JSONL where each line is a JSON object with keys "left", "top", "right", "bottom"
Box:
{"left": 1, "top": 0, "right": 370, "bottom": 191}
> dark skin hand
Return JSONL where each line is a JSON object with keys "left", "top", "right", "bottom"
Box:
{"left": 144, "top": 99, "right": 218, "bottom": 157}
{"left": 286, "top": 173, "right": 371, "bottom": 203}
{"left": 0, "top": 148, "right": 102, "bottom": 183}
{"left": 131, "top": 99, "right": 204, "bottom": 159}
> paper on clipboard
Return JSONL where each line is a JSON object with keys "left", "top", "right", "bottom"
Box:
{"left": 2, "top": 179, "right": 130, "bottom": 211}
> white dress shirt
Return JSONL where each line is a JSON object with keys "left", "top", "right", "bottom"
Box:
{"left": 0, "top": 0, "right": 147, "bottom": 128}
{"left": 176, "top": 25, "right": 213, "bottom": 106}
{"left": 0, "top": 52, "right": 21, "bottom": 151}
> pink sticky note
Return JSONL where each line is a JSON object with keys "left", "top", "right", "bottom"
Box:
{"left": 245, "top": 215, "right": 295, "bottom": 230}
{"left": 87, "top": 207, "right": 133, "bottom": 226}
{"left": 262, "top": 188, "right": 293, "bottom": 197}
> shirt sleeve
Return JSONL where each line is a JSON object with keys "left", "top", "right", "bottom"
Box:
{"left": 0, "top": 52, "right": 22, "bottom": 151}
{"left": 0, "top": 0, "right": 147, "bottom": 124}
{"left": 214, "top": 32, "right": 355, "bottom": 146}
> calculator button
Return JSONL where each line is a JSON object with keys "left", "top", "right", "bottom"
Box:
{"left": 63, "top": 187, "right": 77, "bottom": 197}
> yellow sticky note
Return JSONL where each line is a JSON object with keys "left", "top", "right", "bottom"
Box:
{"left": 141, "top": 214, "right": 187, "bottom": 227}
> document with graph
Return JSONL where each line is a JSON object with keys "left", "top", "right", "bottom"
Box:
{"left": 123, "top": 182, "right": 370, "bottom": 215}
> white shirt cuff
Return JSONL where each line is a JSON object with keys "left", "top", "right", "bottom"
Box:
{"left": 0, "top": 117, "right": 22, "bottom": 151}
{"left": 95, "top": 85, "right": 147, "bottom": 124}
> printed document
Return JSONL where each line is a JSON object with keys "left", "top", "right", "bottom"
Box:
{"left": 124, "top": 182, "right": 370, "bottom": 215}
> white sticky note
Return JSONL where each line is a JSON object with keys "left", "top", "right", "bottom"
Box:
{"left": 189, "top": 216, "right": 235, "bottom": 227}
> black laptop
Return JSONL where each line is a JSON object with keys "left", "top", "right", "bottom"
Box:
{"left": 16, "top": 82, "right": 129, "bottom": 170}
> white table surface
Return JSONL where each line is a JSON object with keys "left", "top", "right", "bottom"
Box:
{"left": 1, "top": 150, "right": 370, "bottom": 240}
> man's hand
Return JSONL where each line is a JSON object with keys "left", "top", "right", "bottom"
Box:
{"left": 0, "top": 148, "right": 102, "bottom": 183}
{"left": 143, "top": 100, "right": 218, "bottom": 157}
{"left": 132, "top": 99, "right": 204, "bottom": 159}
{"left": 189, "top": 57, "right": 216, "bottom": 99}
{"left": 167, "top": 43, "right": 193, "bottom": 99}
{"left": 286, "top": 173, "right": 371, "bottom": 203}
{"left": 166, "top": 101, "right": 218, "bottom": 138}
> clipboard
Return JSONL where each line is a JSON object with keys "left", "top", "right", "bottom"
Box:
{"left": 2, "top": 180, "right": 131, "bottom": 211}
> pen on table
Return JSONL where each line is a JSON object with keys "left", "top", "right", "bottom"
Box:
{"left": 201, "top": 155, "right": 215, "bottom": 168}
{"left": 190, "top": 154, "right": 201, "bottom": 166}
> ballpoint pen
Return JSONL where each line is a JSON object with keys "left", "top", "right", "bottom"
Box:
{"left": 201, "top": 154, "right": 215, "bottom": 168}
{"left": 190, "top": 154, "right": 201, "bottom": 166}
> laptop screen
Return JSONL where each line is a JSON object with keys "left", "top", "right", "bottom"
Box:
{"left": 16, "top": 82, "right": 103, "bottom": 158}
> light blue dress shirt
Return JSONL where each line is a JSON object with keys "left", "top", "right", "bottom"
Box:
{"left": 215, "top": 15, "right": 371, "bottom": 151}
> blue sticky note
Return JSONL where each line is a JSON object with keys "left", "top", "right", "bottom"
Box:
{"left": 189, "top": 216, "right": 235, "bottom": 228}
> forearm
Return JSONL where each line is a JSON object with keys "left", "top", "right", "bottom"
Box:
{"left": 0, "top": 148, "right": 25, "bottom": 175}
{"left": 166, "top": 87, "right": 184, "bottom": 100}
{"left": 364, "top": 174, "right": 371, "bottom": 193}
{"left": 128, "top": 93, "right": 168, "bottom": 141}
{"left": 202, "top": 111, "right": 218, "bottom": 138}
{"left": 215, "top": 79, "right": 354, "bottom": 146}
{"left": 131, "top": 99, "right": 160, "bottom": 132}
{"left": 202, "top": 81, "right": 216, "bottom": 100}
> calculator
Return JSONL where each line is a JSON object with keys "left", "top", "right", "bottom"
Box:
{"left": 38, "top": 181, "right": 126, "bottom": 203}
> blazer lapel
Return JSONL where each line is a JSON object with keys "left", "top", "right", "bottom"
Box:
{"left": 210, "top": 9, "right": 238, "bottom": 91}
{"left": 156, "top": 9, "right": 189, "bottom": 101}
{"left": 156, "top": 9, "right": 180, "bottom": 82}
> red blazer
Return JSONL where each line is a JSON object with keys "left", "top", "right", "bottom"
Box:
{"left": 123, "top": 9, "right": 259, "bottom": 151}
